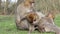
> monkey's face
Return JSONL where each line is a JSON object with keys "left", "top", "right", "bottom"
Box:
{"left": 25, "top": 0, "right": 35, "bottom": 3}
{"left": 27, "top": 12, "right": 38, "bottom": 24}
{"left": 29, "top": 0, "right": 35, "bottom": 6}
{"left": 24, "top": 0, "right": 35, "bottom": 7}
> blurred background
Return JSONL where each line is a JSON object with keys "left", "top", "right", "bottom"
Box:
{"left": 0, "top": 0, "right": 60, "bottom": 15}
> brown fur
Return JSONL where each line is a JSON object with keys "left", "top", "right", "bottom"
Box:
{"left": 26, "top": 12, "right": 38, "bottom": 23}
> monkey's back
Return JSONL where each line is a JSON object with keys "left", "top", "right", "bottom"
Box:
{"left": 17, "top": 3, "right": 32, "bottom": 18}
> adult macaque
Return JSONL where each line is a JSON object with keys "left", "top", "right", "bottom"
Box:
{"left": 38, "top": 12, "right": 56, "bottom": 32}
{"left": 37, "top": 17, "right": 60, "bottom": 34}
{"left": 15, "top": 0, "right": 35, "bottom": 30}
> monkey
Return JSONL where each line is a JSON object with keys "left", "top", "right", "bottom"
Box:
{"left": 37, "top": 17, "right": 60, "bottom": 34}
{"left": 37, "top": 11, "right": 55, "bottom": 32}
{"left": 34, "top": 12, "right": 55, "bottom": 32}
{"left": 20, "top": 11, "right": 40, "bottom": 34}
{"left": 26, "top": 12, "right": 39, "bottom": 24}
{"left": 15, "top": 0, "right": 35, "bottom": 30}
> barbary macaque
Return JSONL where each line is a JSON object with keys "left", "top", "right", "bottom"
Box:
{"left": 37, "top": 12, "right": 55, "bottom": 32}
{"left": 15, "top": 0, "right": 35, "bottom": 30}
{"left": 37, "top": 17, "right": 60, "bottom": 34}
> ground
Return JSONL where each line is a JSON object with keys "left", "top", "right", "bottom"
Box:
{"left": 0, "top": 14, "right": 60, "bottom": 34}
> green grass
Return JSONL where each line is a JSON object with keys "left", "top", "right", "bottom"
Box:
{"left": 0, "top": 15, "right": 60, "bottom": 34}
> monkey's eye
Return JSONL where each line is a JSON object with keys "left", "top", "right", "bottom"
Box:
{"left": 30, "top": 1, "right": 35, "bottom": 4}
{"left": 33, "top": 19, "right": 36, "bottom": 21}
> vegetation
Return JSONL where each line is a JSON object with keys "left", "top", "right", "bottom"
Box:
{"left": 0, "top": 0, "right": 60, "bottom": 15}
{"left": 34, "top": 0, "right": 60, "bottom": 14}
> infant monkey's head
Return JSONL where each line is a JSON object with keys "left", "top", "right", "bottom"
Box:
{"left": 27, "top": 12, "right": 38, "bottom": 24}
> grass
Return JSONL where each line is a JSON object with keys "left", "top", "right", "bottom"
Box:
{"left": 0, "top": 15, "right": 60, "bottom": 34}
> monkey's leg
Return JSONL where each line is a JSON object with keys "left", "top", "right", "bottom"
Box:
{"left": 15, "top": 15, "right": 21, "bottom": 29}
{"left": 15, "top": 12, "right": 29, "bottom": 30}
{"left": 44, "top": 23, "right": 60, "bottom": 34}
{"left": 28, "top": 24, "right": 35, "bottom": 34}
